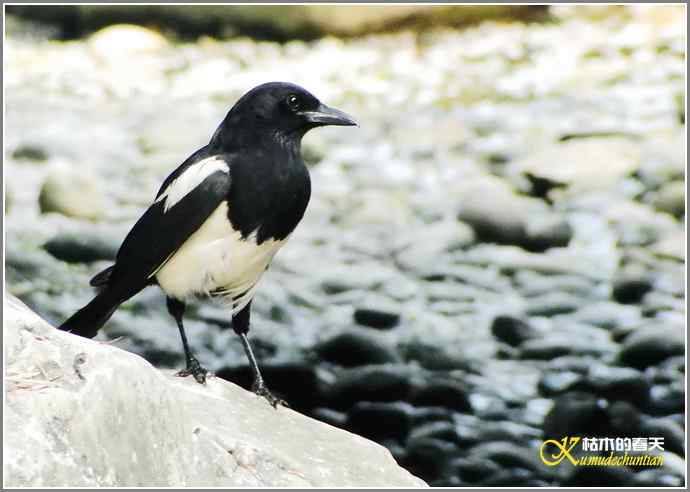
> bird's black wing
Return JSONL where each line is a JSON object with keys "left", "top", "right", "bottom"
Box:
{"left": 103, "top": 156, "right": 231, "bottom": 295}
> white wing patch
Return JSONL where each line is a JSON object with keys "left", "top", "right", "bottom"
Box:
{"left": 157, "top": 156, "right": 229, "bottom": 212}
{"left": 155, "top": 202, "right": 286, "bottom": 315}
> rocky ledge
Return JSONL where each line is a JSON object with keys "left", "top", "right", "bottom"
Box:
{"left": 4, "top": 295, "right": 426, "bottom": 488}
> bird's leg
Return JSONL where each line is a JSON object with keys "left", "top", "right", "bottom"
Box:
{"left": 233, "top": 302, "right": 285, "bottom": 408}
{"left": 167, "top": 297, "right": 209, "bottom": 384}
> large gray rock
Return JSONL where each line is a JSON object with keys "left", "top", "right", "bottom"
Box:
{"left": 4, "top": 295, "right": 426, "bottom": 487}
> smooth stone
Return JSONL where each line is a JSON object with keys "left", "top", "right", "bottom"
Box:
{"left": 403, "top": 437, "right": 458, "bottom": 482}
{"left": 640, "top": 416, "right": 685, "bottom": 457}
{"left": 215, "top": 361, "right": 321, "bottom": 412}
{"left": 491, "top": 315, "right": 537, "bottom": 346}
{"left": 43, "top": 232, "right": 118, "bottom": 264}
{"left": 39, "top": 168, "right": 108, "bottom": 221}
{"left": 410, "top": 379, "right": 472, "bottom": 413}
{"left": 353, "top": 307, "right": 400, "bottom": 330}
{"left": 88, "top": 24, "right": 169, "bottom": 60}
{"left": 470, "top": 441, "right": 546, "bottom": 474}
{"left": 648, "top": 383, "right": 685, "bottom": 415}
{"left": 314, "top": 331, "right": 399, "bottom": 367}
{"left": 398, "top": 340, "right": 474, "bottom": 372}
{"left": 612, "top": 272, "right": 654, "bottom": 304}
{"left": 326, "top": 365, "right": 412, "bottom": 409}
{"left": 449, "top": 456, "right": 500, "bottom": 484}
{"left": 542, "top": 392, "right": 610, "bottom": 439}
{"left": 525, "top": 291, "right": 583, "bottom": 316}
{"left": 347, "top": 401, "right": 414, "bottom": 441}
{"left": 584, "top": 363, "right": 650, "bottom": 406}
{"left": 508, "top": 137, "right": 642, "bottom": 194}
{"left": 395, "top": 219, "right": 475, "bottom": 273}
{"left": 12, "top": 143, "right": 48, "bottom": 161}
{"left": 408, "top": 421, "right": 462, "bottom": 446}
{"left": 618, "top": 325, "right": 684, "bottom": 369}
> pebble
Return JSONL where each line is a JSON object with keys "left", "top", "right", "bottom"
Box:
{"left": 353, "top": 307, "right": 400, "bottom": 330}
{"left": 490, "top": 315, "right": 537, "bottom": 346}
{"left": 43, "top": 232, "right": 118, "bottom": 263}
{"left": 410, "top": 379, "right": 472, "bottom": 413}
{"left": 326, "top": 365, "right": 412, "bottom": 409}
{"left": 542, "top": 391, "right": 610, "bottom": 439}
{"left": 618, "top": 325, "right": 684, "bottom": 369}
{"left": 38, "top": 168, "right": 108, "bottom": 221}
{"left": 314, "top": 331, "right": 399, "bottom": 367}
{"left": 346, "top": 401, "right": 414, "bottom": 440}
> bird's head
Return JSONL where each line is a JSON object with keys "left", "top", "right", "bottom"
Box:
{"left": 212, "top": 82, "right": 357, "bottom": 145}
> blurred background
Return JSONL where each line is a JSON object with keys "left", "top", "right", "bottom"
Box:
{"left": 4, "top": 4, "right": 686, "bottom": 487}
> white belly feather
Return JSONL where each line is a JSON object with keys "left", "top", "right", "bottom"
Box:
{"left": 155, "top": 202, "right": 285, "bottom": 313}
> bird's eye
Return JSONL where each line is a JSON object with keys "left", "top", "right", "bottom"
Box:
{"left": 286, "top": 94, "right": 301, "bottom": 112}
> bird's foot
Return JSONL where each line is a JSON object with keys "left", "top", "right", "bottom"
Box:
{"left": 252, "top": 380, "right": 287, "bottom": 409}
{"left": 176, "top": 357, "right": 210, "bottom": 384}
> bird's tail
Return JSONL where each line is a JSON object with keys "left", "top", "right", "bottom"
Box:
{"left": 58, "top": 290, "right": 120, "bottom": 339}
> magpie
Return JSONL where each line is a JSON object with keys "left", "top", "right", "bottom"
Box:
{"left": 59, "top": 82, "right": 356, "bottom": 406}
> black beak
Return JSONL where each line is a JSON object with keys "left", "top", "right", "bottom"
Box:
{"left": 302, "top": 103, "right": 357, "bottom": 127}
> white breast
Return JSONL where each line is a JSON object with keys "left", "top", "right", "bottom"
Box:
{"left": 155, "top": 202, "right": 286, "bottom": 314}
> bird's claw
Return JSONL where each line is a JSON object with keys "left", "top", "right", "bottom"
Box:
{"left": 176, "top": 357, "right": 210, "bottom": 384}
{"left": 252, "top": 381, "right": 287, "bottom": 409}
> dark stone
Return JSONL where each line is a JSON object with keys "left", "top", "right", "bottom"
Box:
{"left": 612, "top": 275, "right": 653, "bottom": 304}
{"left": 326, "top": 365, "right": 411, "bottom": 409}
{"left": 520, "top": 339, "right": 573, "bottom": 360}
{"left": 525, "top": 292, "right": 582, "bottom": 317}
{"left": 491, "top": 315, "right": 537, "bottom": 346}
{"left": 563, "top": 466, "right": 637, "bottom": 487}
{"left": 398, "top": 340, "right": 474, "bottom": 371}
{"left": 607, "top": 400, "right": 643, "bottom": 436}
{"left": 525, "top": 217, "right": 573, "bottom": 252}
{"left": 648, "top": 383, "right": 685, "bottom": 415}
{"left": 403, "top": 436, "right": 458, "bottom": 481}
{"left": 410, "top": 379, "right": 472, "bottom": 413}
{"left": 472, "top": 441, "right": 547, "bottom": 475}
{"left": 640, "top": 417, "right": 685, "bottom": 457}
{"left": 583, "top": 364, "right": 650, "bottom": 406}
{"left": 543, "top": 392, "right": 611, "bottom": 439}
{"left": 619, "top": 327, "right": 684, "bottom": 369}
{"left": 43, "top": 232, "right": 118, "bottom": 264}
{"left": 353, "top": 307, "right": 400, "bottom": 330}
{"left": 346, "top": 401, "right": 414, "bottom": 441}
{"left": 449, "top": 456, "right": 501, "bottom": 483}
{"left": 216, "top": 361, "right": 319, "bottom": 412}
{"left": 314, "top": 331, "right": 399, "bottom": 367}
{"left": 408, "top": 421, "right": 462, "bottom": 446}
{"left": 12, "top": 144, "right": 48, "bottom": 161}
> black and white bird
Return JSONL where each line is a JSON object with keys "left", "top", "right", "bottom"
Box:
{"left": 59, "top": 82, "right": 356, "bottom": 406}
